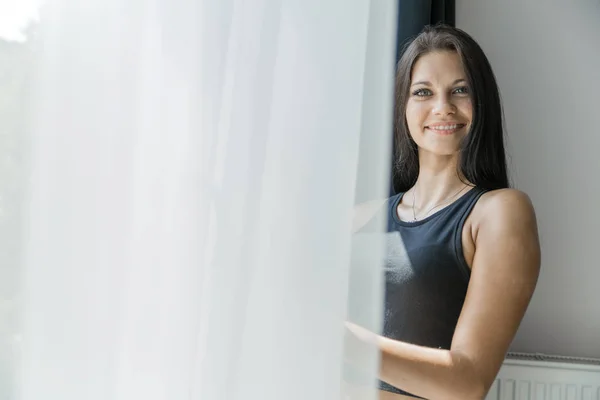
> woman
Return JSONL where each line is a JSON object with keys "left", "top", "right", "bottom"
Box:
{"left": 344, "top": 24, "right": 541, "bottom": 400}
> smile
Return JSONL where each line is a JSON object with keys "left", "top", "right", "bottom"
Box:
{"left": 425, "top": 123, "right": 466, "bottom": 134}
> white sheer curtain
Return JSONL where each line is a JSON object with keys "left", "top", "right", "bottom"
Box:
{"left": 12, "top": 0, "right": 397, "bottom": 399}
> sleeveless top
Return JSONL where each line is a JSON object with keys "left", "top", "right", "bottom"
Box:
{"left": 347, "top": 187, "right": 488, "bottom": 398}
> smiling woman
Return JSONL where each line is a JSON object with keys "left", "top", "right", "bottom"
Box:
{"left": 346, "top": 24, "right": 541, "bottom": 400}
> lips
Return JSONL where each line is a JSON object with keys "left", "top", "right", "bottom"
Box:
{"left": 425, "top": 123, "right": 466, "bottom": 134}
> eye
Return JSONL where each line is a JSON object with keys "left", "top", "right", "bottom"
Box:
{"left": 411, "top": 88, "right": 432, "bottom": 97}
{"left": 453, "top": 86, "right": 469, "bottom": 95}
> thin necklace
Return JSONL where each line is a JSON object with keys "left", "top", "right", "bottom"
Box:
{"left": 411, "top": 184, "right": 469, "bottom": 222}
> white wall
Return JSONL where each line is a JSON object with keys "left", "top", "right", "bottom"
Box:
{"left": 457, "top": 1, "right": 600, "bottom": 359}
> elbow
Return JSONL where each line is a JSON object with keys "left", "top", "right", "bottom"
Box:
{"left": 454, "top": 352, "right": 492, "bottom": 400}
{"left": 420, "top": 371, "right": 487, "bottom": 400}
{"left": 459, "top": 367, "right": 490, "bottom": 400}
{"left": 443, "top": 357, "right": 490, "bottom": 400}
{"left": 442, "top": 379, "right": 487, "bottom": 400}
{"left": 465, "top": 379, "right": 488, "bottom": 400}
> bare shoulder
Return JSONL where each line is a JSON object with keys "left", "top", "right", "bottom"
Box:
{"left": 462, "top": 189, "right": 538, "bottom": 268}
{"left": 473, "top": 188, "right": 538, "bottom": 233}
{"left": 478, "top": 188, "right": 535, "bottom": 212}
{"left": 470, "top": 188, "right": 541, "bottom": 276}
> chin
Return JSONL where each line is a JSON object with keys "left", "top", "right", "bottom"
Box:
{"left": 418, "top": 142, "right": 462, "bottom": 157}
{"left": 412, "top": 132, "right": 466, "bottom": 156}
{"left": 429, "top": 149, "right": 460, "bottom": 157}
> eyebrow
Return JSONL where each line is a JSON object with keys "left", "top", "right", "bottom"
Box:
{"left": 411, "top": 78, "right": 467, "bottom": 87}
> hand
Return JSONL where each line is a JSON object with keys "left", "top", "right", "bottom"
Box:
{"left": 343, "top": 321, "right": 382, "bottom": 371}
{"left": 345, "top": 321, "right": 381, "bottom": 344}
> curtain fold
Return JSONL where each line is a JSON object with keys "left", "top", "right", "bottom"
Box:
{"left": 13, "top": 1, "right": 397, "bottom": 399}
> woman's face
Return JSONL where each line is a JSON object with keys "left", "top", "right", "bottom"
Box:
{"left": 405, "top": 50, "right": 472, "bottom": 156}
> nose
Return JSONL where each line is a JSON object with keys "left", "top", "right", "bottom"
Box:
{"left": 433, "top": 95, "right": 456, "bottom": 115}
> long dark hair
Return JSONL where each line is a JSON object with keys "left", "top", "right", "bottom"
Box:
{"left": 393, "top": 24, "right": 510, "bottom": 193}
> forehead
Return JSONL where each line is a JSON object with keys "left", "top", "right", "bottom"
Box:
{"left": 411, "top": 51, "right": 466, "bottom": 83}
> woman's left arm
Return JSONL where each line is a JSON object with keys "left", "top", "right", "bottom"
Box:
{"left": 351, "top": 189, "right": 541, "bottom": 400}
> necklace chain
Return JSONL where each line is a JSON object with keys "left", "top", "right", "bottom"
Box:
{"left": 411, "top": 184, "right": 469, "bottom": 222}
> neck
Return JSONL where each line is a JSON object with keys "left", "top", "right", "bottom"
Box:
{"left": 410, "top": 152, "right": 470, "bottom": 210}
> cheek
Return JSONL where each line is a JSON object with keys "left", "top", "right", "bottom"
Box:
{"left": 458, "top": 99, "right": 473, "bottom": 121}
{"left": 405, "top": 102, "right": 428, "bottom": 132}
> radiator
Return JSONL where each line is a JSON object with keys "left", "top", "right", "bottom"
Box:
{"left": 486, "top": 352, "right": 600, "bottom": 400}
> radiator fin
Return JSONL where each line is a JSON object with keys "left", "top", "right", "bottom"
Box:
{"left": 485, "top": 356, "right": 600, "bottom": 400}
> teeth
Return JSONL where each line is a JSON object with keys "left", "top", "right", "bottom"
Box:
{"left": 430, "top": 124, "right": 461, "bottom": 130}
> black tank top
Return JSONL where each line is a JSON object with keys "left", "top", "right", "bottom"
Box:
{"left": 347, "top": 187, "right": 488, "bottom": 398}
